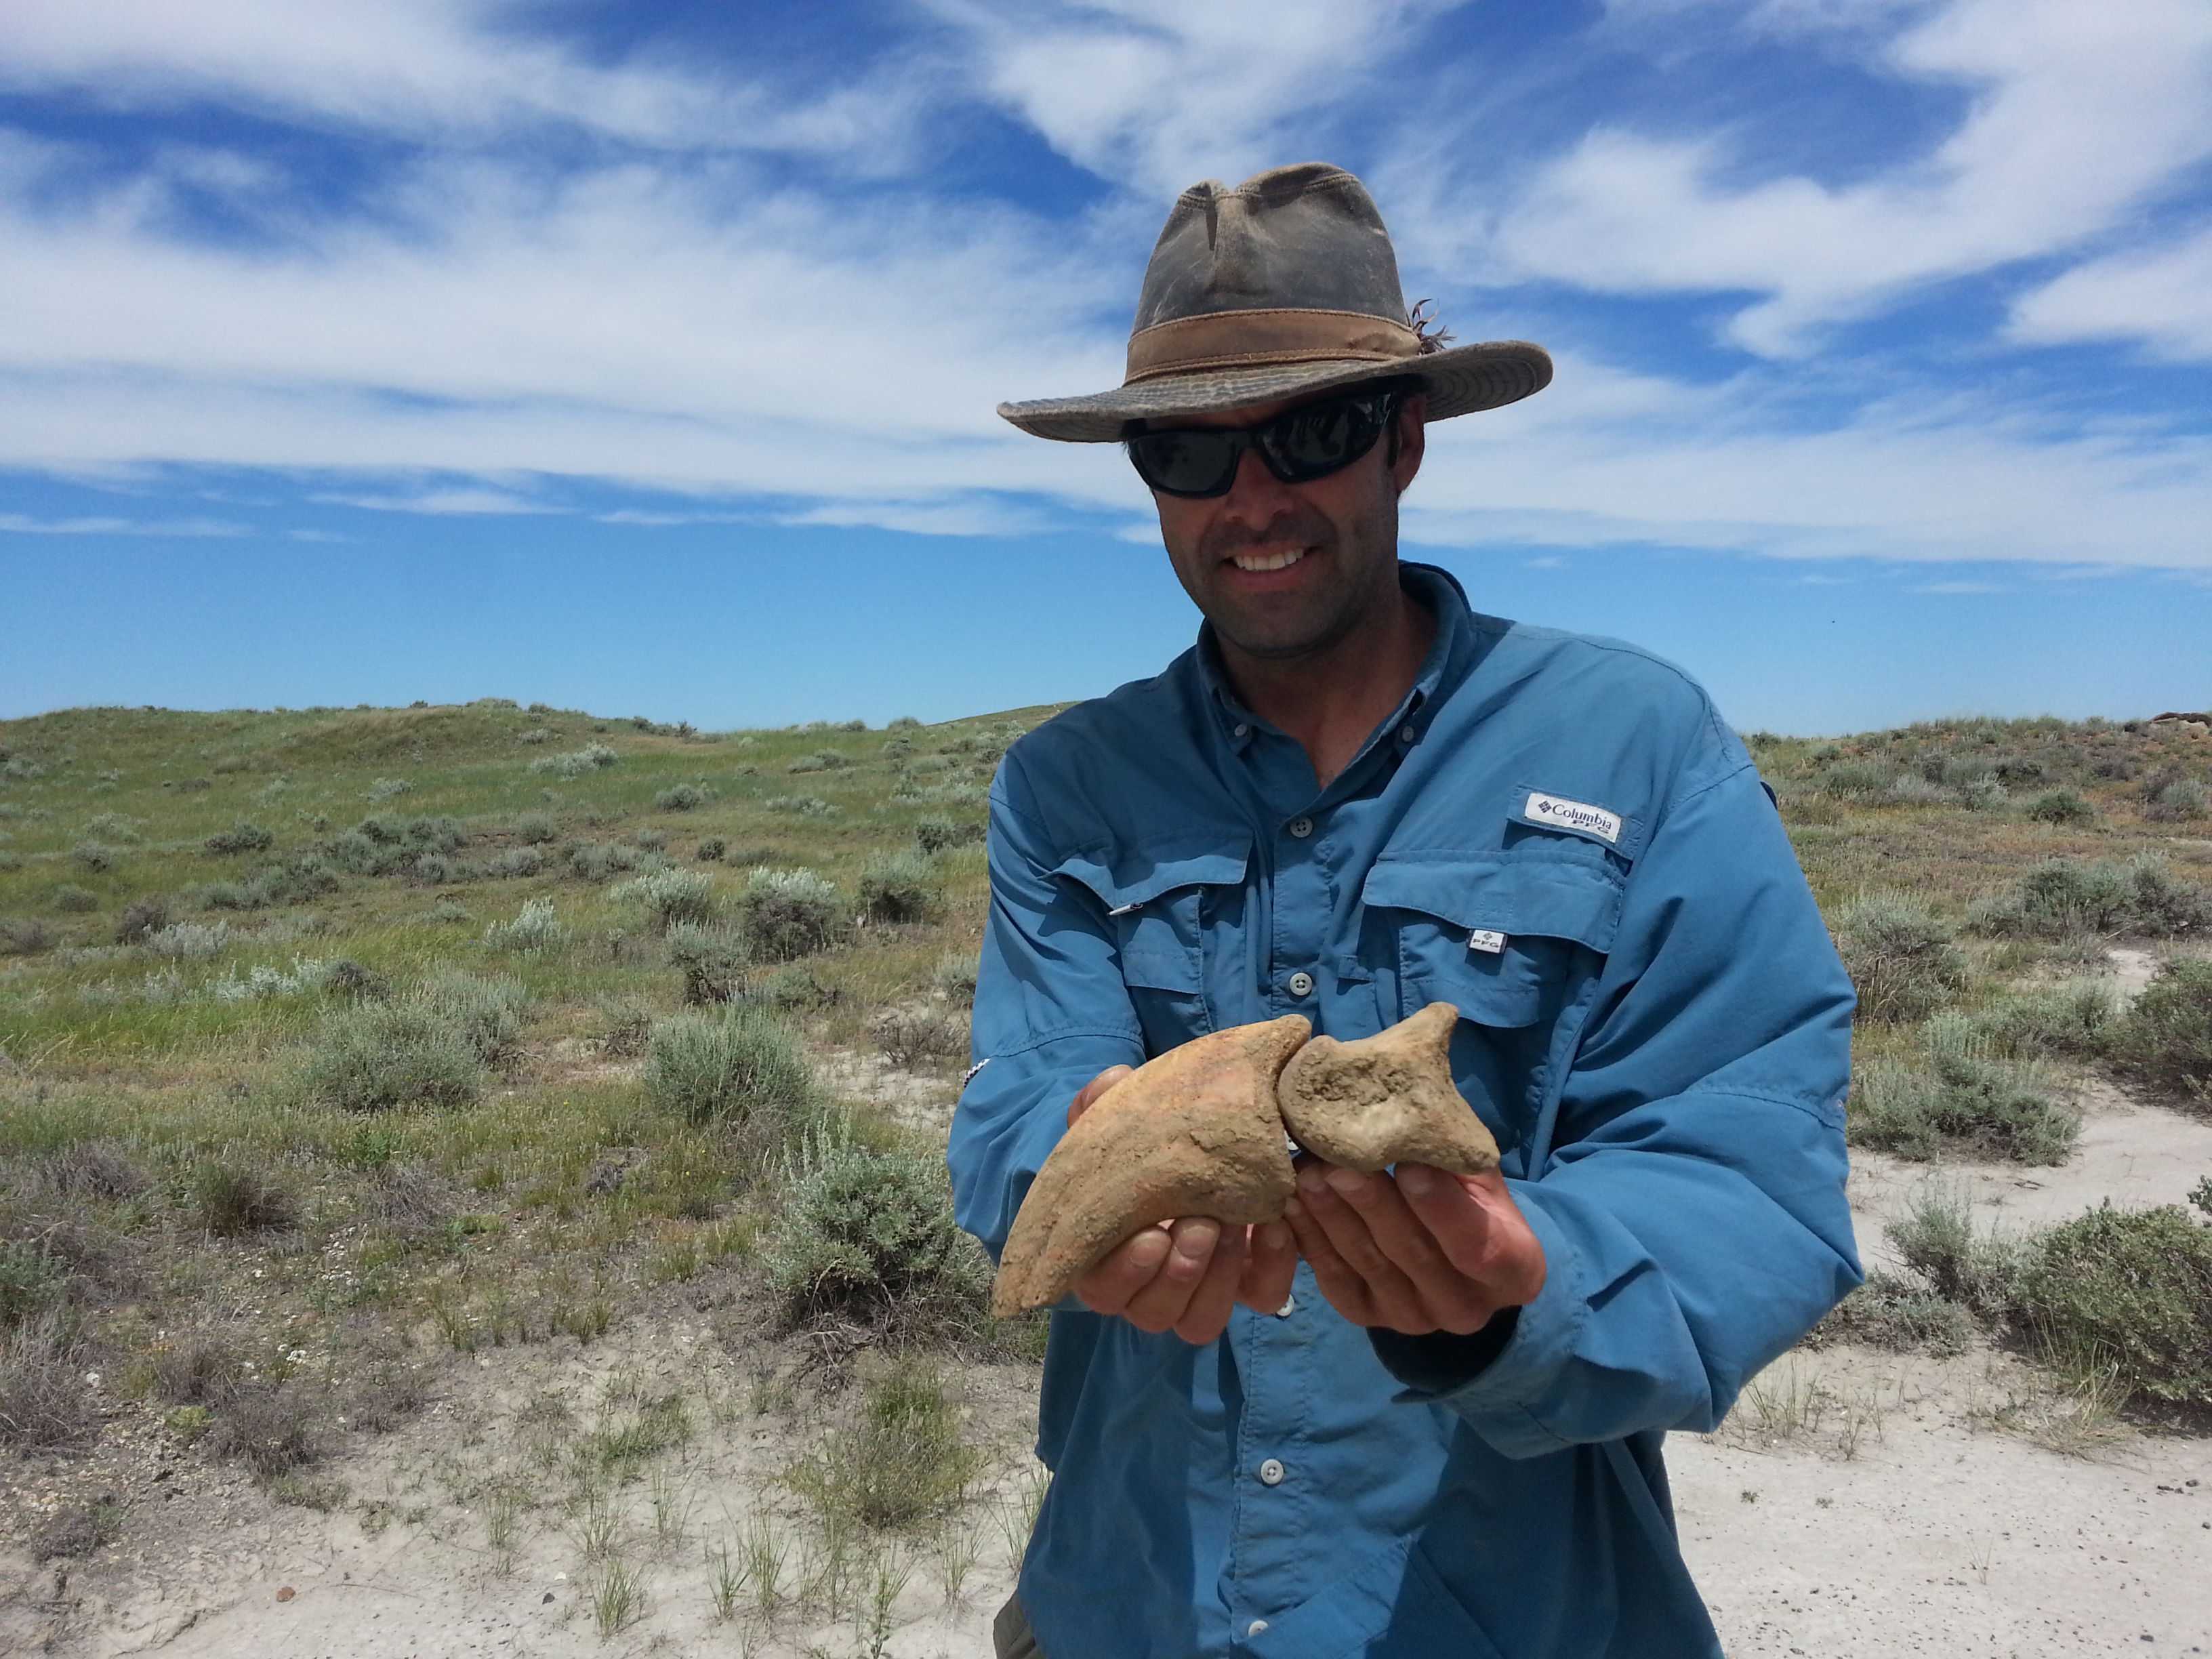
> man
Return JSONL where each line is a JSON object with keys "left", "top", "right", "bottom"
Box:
{"left": 949, "top": 163, "right": 1858, "bottom": 1659}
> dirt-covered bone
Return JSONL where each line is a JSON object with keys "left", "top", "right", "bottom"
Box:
{"left": 989, "top": 1015, "right": 1312, "bottom": 1317}
{"left": 1275, "top": 1001, "right": 1500, "bottom": 1176}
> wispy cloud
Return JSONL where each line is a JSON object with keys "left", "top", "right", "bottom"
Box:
{"left": 1492, "top": 0, "right": 2212, "bottom": 352}
{"left": 2009, "top": 222, "right": 2212, "bottom": 361}
{"left": 0, "top": 510, "right": 244, "bottom": 535}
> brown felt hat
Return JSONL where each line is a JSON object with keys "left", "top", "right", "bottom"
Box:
{"left": 998, "top": 162, "right": 1551, "bottom": 443}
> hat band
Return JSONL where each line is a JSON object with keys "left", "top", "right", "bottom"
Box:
{"left": 1123, "top": 308, "right": 1420, "bottom": 386}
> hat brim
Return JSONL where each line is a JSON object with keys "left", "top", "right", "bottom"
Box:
{"left": 997, "top": 339, "right": 1552, "bottom": 443}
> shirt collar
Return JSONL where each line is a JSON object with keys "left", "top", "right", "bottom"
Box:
{"left": 1195, "top": 560, "right": 1476, "bottom": 752}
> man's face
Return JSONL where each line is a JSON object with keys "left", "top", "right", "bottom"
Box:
{"left": 1148, "top": 388, "right": 1427, "bottom": 661}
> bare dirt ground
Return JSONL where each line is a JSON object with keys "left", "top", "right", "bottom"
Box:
{"left": 6, "top": 1057, "right": 2209, "bottom": 1657}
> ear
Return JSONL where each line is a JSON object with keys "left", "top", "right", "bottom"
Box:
{"left": 1390, "top": 392, "right": 1427, "bottom": 493}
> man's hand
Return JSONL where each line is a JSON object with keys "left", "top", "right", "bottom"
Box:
{"left": 1282, "top": 1158, "right": 1544, "bottom": 1336}
{"left": 1061, "top": 1066, "right": 1301, "bottom": 1345}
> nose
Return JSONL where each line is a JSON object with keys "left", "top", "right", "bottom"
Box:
{"left": 1216, "top": 443, "right": 1298, "bottom": 531}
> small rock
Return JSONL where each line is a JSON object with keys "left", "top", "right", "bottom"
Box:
{"left": 276, "top": 1586, "right": 295, "bottom": 1603}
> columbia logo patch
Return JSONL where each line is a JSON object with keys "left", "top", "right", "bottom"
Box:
{"left": 1523, "top": 792, "right": 1622, "bottom": 845}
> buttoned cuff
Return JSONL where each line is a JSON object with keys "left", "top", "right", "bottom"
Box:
{"left": 1374, "top": 1185, "right": 1589, "bottom": 1458}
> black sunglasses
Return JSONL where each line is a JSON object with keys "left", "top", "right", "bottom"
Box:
{"left": 1124, "top": 388, "right": 1402, "bottom": 499}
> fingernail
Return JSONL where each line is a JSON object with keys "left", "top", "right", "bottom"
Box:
{"left": 1282, "top": 1195, "right": 1305, "bottom": 1221}
{"left": 1296, "top": 1164, "right": 1329, "bottom": 1193}
{"left": 1397, "top": 1165, "right": 1435, "bottom": 1196}
{"left": 1127, "top": 1229, "right": 1169, "bottom": 1268}
{"left": 1322, "top": 1167, "right": 1370, "bottom": 1196}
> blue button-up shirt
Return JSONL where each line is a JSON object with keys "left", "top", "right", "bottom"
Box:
{"left": 949, "top": 565, "right": 1858, "bottom": 1659}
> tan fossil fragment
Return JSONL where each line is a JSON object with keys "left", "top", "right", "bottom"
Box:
{"left": 989, "top": 1015, "right": 1311, "bottom": 1317}
{"left": 1275, "top": 1001, "right": 1500, "bottom": 1176}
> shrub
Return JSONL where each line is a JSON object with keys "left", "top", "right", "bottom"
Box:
{"left": 886, "top": 716, "right": 922, "bottom": 731}
{"left": 112, "top": 896, "right": 171, "bottom": 945}
{"left": 70, "top": 839, "right": 120, "bottom": 872}
{"left": 859, "top": 848, "right": 941, "bottom": 924}
{"left": 1960, "top": 776, "right": 2009, "bottom": 812}
{"left": 81, "top": 812, "right": 140, "bottom": 843}
{"left": 1958, "top": 979, "right": 2118, "bottom": 1061}
{"left": 1832, "top": 893, "right": 1967, "bottom": 1023}
{"left": 610, "top": 867, "right": 718, "bottom": 930}
{"left": 0, "top": 1241, "right": 66, "bottom": 1329}
{"left": 665, "top": 923, "right": 746, "bottom": 1005}
{"left": 148, "top": 921, "right": 230, "bottom": 959}
{"left": 2106, "top": 957, "right": 2212, "bottom": 1103}
{"left": 298, "top": 1002, "right": 485, "bottom": 1111}
{"left": 514, "top": 811, "right": 560, "bottom": 844}
{"left": 757, "top": 967, "right": 844, "bottom": 1010}
{"left": 483, "top": 897, "right": 565, "bottom": 954}
{"left": 417, "top": 970, "right": 527, "bottom": 1064}
{"left": 872, "top": 1003, "right": 965, "bottom": 1067}
{"left": 787, "top": 751, "right": 849, "bottom": 774}
{"left": 695, "top": 837, "right": 726, "bottom": 862}
{"left": 931, "top": 950, "right": 979, "bottom": 1004}
{"left": 200, "top": 880, "right": 270, "bottom": 912}
{"left": 482, "top": 845, "right": 546, "bottom": 879}
{"left": 207, "top": 1383, "right": 321, "bottom": 1477}
{"left": 0, "top": 1311, "right": 94, "bottom": 1452}
{"left": 204, "top": 819, "right": 275, "bottom": 855}
{"left": 1805, "top": 1271, "right": 1978, "bottom": 1357}
{"left": 1884, "top": 1183, "right": 2021, "bottom": 1319}
{"left": 736, "top": 867, "right": 842, "bottom": 960}
{"left": 654, "top": 783, "right": 714, "bottom": 812}
{"left": 882, "top": 736, "right": 916, "bottom": 761}
{"left": 1819, "top": 762, "right": 1894, "bottom": 800}
{"left": 517, "top": 727, "right": 552, "bottom": 745}
{"left": 644, "top": 1006, "right": 813, "bottom": 1136}
{"left": 197, "top": 1164, "right": 297, "bottom": 1236}
{"left": 52, "top": 885, "right": 98, "bottom": 914}
{"left": 766, "top": 1139, "right": 990, "bottom": 1334}
{"left": 632, "top": 827, "right": 668, "bottom": 851}
{"left": 1848, "top": 1021, "right": 2080, "bottom": 1165}
{"left": 914, "top": 816, "right": 986, "bottom": 856}
{"left": 363, "top": 777, "right": 413, "bottom": 804}
{"left": 28, "top": 1142, "right": 146, "bottom": 1201}
{"left": 1970, "top": 854, "right": 2208, "bottom": 939}
{"left": 786, "top": 1359, "right": 981, "bottom": 1529}
{"left": 0, "top": 918, "right": 54, "bottom": 956}
{"left": 567, "top": 842, "right": 642, "bottom": 882}
{"left": 2013, "top": 1204, "right": 2212, "bottom": 1410}
{"left": 762, "top": 796, "right": 836, "bottom": 817}
{"left": 527, "top": 742, "right": 619, "bottom": 779}
{"left": 2144, "top": 777, "right": 2211, "bottom": 821}
{"left": 2026, "top": 789, "right": 2095, "bottom": 825}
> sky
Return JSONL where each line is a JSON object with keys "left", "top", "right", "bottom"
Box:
{"left": 2, "top": 0, "right": 2209, "bottom": 735}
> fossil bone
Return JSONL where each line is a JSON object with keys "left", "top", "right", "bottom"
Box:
{"left": 989, "top": 1015, "right": 1311, "bottom": 1317}
{"left": 1275, "top": 1001, "right": 1500, "bottom": 1176}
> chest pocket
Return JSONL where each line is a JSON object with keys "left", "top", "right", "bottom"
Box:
{"left": 1361, "top": 853, "right": 1622, "bottom": 1030}
{"left": 1054, "top": 834, "right": 1250, "bottom": 1054}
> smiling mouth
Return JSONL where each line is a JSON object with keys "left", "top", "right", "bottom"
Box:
{"left": 1230, "top": 547, "right": 1305, "bottom": 573}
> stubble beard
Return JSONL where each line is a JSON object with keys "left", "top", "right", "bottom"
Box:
{"left": 1186, "top": 499, "right": 1397, "bottom": 663}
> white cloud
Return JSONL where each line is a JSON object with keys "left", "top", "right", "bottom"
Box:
{"left": 930, "top": 0, "right": 1458, "bottom": 197}
{"left": 0, "top": 0, "right": 918, "bottom": 155}
{"left": 315, "top": 485, "right": 559, "bottom": 515}
{"left": 1496, "top": 0, "right": 2212, "bottom": 352}
{"left": 0, "top": 511, "right": 244, "bottom": 535}
{"left": 2010, "top": 223, "right": 2212, "bottom": 361}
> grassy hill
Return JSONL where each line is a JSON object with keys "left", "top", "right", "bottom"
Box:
{"left": 2, "top": 698, "right": 2209, "bottom": 1614}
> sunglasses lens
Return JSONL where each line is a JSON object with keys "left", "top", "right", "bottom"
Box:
{"left": 1126, "top": 430, "right": 1240, "bottom": 497}
{"left": 1260, "top": 394, "right": 1389, "bottom": 482}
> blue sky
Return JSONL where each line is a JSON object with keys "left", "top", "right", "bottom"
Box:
{"left": 2, "top": 0, "right": 2208, "bottom": 734}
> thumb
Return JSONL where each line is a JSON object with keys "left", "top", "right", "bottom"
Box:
{"left": 1068, "top": 1064, "right": 1134, "bottom": 1127}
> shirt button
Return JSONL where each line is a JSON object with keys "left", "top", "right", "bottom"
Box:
{"left": 1247, "top": 1620, "right": 1271, "bottom": 1637}
{"left": 1285, "top": 971, "right": 1314, "bottom": 998}
{"left": 1275, "top": 1295, "right": 1296, "bottom": 1318}
{"left": 1398, "top": 724, "right": 1418, "bottom": 743}
{"left": 1286, "top": 815, "right": 1313, "bottom": 838}
{"left": 1233, "top": 723, "right": 1250, "bottom": 738}
{"left": 1258, "top": 1458, "right": 1286, "bottom": 1486}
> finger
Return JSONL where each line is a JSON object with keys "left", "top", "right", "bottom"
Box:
{"left": 1235, "top": 1221, "right": 1298, "bottom": 1316}
{"left": 1067, "top": 1064, "right": 1135, "bottom": 1128}
{"left": 1398, "top": 1166, "right": 1547, "bottom": 1310}
{"left": 1071, "top": 1221, "right": 1172, "bottom": 1316}
{"left": 1322, "top": 1164, "right": 1493, "bottom": 1333}
{"left": 1282, "top": 1185, "right": 1388, "bottom": 1329}
{"left": 1171, "top": 1223, "right": 1246, "bottom": 1345}
{"left": 1294, "top": 1163, "right": 1434, "bottom": 1331}
{"left": 1121, "top": 1216, "right": 1225, "bottom": 1332}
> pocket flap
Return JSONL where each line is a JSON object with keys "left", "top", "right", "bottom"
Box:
{"left": 1361, "top": 854, "right": 1622, "bottom": 954}
{"left": 1052, "top": 834, "right": 1250, "bottom": 912}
